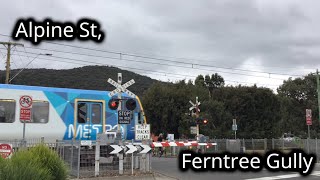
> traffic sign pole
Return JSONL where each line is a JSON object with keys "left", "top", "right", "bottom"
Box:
{"left": 117, "top": 73, "right": 122, "bottom": 135}
{"left": 20, "top": 95, "right": 33, "bottom": 143}
{"left": 306, "top": 109, "right": 312, "bottom": 138}
{"left": 233, "top": 119, "right": 237, "bottom": 139}
{"left": 107, "top": 73, "right": 137, "bottom": 176}
{"left": 108, "top": 73, "right": 136, "bottom": 140}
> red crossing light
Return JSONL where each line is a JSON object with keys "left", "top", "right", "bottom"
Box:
{"left": 108, "top": 99, "right": 119, "bottom": 110}
{"left": 203, "top": 119, "right": 208, "bottom": 125}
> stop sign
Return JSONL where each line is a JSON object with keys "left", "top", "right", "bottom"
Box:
{"left": 0, "top": 144, "right": 13, "bottom": 159}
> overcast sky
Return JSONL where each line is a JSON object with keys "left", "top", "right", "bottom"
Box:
{"left": 0, "top": 0, "right": 320, "bottom": 90}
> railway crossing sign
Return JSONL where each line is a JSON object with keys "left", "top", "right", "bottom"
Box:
{"left": 306, "top": 109, "right": 312, "bottom": 126}
{"left": 107, "top": 73, "right": 137, "bottom": 134}
{"left": 135, "top": 124, "right": 151, "bottom": 140}
{"left": 107, "top": 78, "right": 136, "bottom": 98}
{"left": 118, "top": 110, "right": 131, "bottom": 124}
{"left": 189, "top": 96, "right": 200, "bottom": 113}
{"left": 190, "top": 126, "right": 197, "bottom": 135}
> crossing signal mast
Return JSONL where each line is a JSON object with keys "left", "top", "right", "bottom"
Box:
{"left": 189, "top": 96, "right": 208, "bottom": 140}
{"left": 107, "top": 73, "right": 140, "bottom": 139}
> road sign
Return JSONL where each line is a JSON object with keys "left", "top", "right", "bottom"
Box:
{"left": 135, "top": 124, "right": 150, "bottom": 140}
{"left": 232, "top": 125, "right": 238, "bottom": 131}
{"left": 232, "top": 119, "right": 237, "bottom": 130}
{"left": 190, "top": 126, "right": 197, "bottom": 135}
{"left": 167, "top": 134, "right": 174, "bottom": 142}
{"left": 19, "top": 95, "right": 32, "bottom": 108}
{"left": 20, "top": 108, "right": 31, "bottom": 121}
{"left": 19, "top": 95, "right": 33, "bottom": 122}
{"left": 110, "top": 145, "right": 123, "bottom": 154}
{"left": 107, "top": 78, "right": 136, "bottom": 98}
{"left": 139, "top": 145, "right": 151, "bottom": 154}
{"left": 306, "top": 109, "right": 312, "bottom": 126}
{"left": 109, "top": 145, "right": 151, "bottom": 154}
{"left": 0, "top": 144, "right": 12, "bottom": 159}
{"left": 118, "top": 110, "right": 132, "bottom": 124}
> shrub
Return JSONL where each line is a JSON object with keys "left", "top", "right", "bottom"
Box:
{"left": 0, "top": 145, "right": 68, "bottom": 180}
{"left": 29, "top": 144, "right": 68, "bottom": 180}
{"left": 1, "top": 150, "right": 52, "bottom": 180}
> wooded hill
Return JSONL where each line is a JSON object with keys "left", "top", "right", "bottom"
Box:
{"left": 0, "top": 66, "right": 319, "bottom": 139}
{"left": 0, "top": 66, "right": 159, "bottom": 97}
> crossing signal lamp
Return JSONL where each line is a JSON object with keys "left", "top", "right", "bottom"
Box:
{"left": 108, "top": 99, "right": 119, "bottom": 110}
{"left": 126, "top": 98, "right": 137, "bottom": 110}
{"left": 203, "top": 119, "right": 208, "bottom": 125}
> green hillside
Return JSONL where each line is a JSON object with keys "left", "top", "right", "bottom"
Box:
{"left": 0, "top": 65, "right": 159, "bottom": 97}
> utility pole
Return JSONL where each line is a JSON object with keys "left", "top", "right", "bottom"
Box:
{"left": 0, "top": 41, "right": 24, "bottom": 84}
{"left": 317, "top": 69, "right": 320, "bottom": 124}
{"left": 195, "top": 97, "right": 200, "bottom": 140}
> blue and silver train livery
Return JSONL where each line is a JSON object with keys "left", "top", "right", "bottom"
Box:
{"left": 0, "top": 84, "right": 145, "bottom": 141}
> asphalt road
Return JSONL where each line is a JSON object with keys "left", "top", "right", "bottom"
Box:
{"left": 152, "top": 157, "right": 320, "bottom": 180}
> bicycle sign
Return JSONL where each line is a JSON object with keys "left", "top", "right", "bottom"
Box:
{"left": 19, "top": 95, "right": 32, "bottom": 108}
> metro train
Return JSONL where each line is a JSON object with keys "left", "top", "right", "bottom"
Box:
{"left": 0, "top": 84, "right": 145, "bottom": 141}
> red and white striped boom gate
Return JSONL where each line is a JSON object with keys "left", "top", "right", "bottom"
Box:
{"left": 151, "top": 141, "right": 217, "bottom": 148}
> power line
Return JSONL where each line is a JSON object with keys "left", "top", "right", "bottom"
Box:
{"left": 9, "top": 53, "right": 280, "bottom": 87}
{"left": 0, "top": 34, "right": 311, "bottom": 75}
{"left": 0, "top": 49, "right": 6, "bottom": 59}
{"left": 11, "top": 47, "right": 288, "bottom": 80}
{"left": 40, "top": 41, "right": 314, "bottom": 73}
{"left": 24, "top": 44, "right": 304, "bottom": 77}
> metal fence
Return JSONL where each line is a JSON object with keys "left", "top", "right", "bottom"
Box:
{"left": 2, "top": 138, "right": 319, "bottom": 177}
{"left": 57, "top": 140, "right": 152, "bottom": 178}
{"left": 0, "top": 139, "right": 152, "bottom": 178}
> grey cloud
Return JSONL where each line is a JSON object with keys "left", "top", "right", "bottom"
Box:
{"left": 0, "top": 0, "right": 320, "bottom": 88}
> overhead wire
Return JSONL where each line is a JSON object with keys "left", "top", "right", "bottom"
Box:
{"left": 9, "top": 47, "right": 289, "bottom": 80}
{"left": 9, "top": 52, "right": 280, "bottom": 87}
{"left": 0, "top": 34, "right": 311, "bottom": 76}
{"left": 0, "top": 34, "right": 308, "bottom": 88}
{"left": 24, "top": 44, "right": 304, "bottom": 77}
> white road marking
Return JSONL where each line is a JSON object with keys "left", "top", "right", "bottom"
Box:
{"left": 246, "top": 171, "right": 320, "bottom": 180}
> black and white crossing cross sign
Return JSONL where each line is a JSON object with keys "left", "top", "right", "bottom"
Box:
{"left": 118, "top": 110, "right": 132, "bottom": 124}
{"left": 109, "top": 144, "right": 151, "bottom": 154}
{"left": 107, "top": 78, "right": 136, "bottom": 98}
{"left": 189, "top": 96, "right": 201, "bottom": 113}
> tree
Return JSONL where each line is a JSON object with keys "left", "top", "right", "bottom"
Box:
{"left": 195, "top": 75, "right": 205, "bottom": 88}
{"left": 277, "top": 73, "right": 319, "bottom": 138}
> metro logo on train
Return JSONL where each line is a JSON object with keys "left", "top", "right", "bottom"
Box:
{"left": 0, "top": 84, "right": 144, "bottom": 141}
